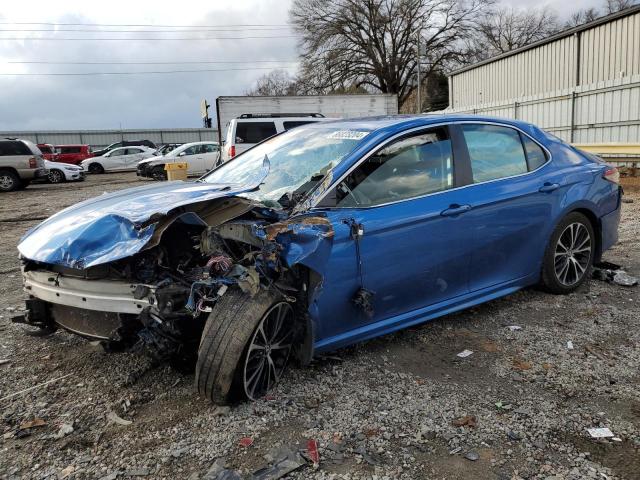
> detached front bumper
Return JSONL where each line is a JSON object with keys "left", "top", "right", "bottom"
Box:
{"left": 22, "top": 270, "right": 152, "bottom": 339}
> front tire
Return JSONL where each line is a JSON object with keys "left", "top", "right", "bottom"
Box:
{"left": 151, "top": 165, "right": 167, "bottom": 181}
{"left": 541, "top": 212, "right": 595, "bottom": 294}
{"left": 88, "top": 163, "right": 104, "bottom": 174}
{"left": 48, "top": 169, "right": 65, "bottom": 183}
{"left": 195, "top": 289, "right": 295, "bottom": 404}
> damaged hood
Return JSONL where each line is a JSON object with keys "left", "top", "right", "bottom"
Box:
{"left": 19, "top": 164, "right": 270, "bottom": 269}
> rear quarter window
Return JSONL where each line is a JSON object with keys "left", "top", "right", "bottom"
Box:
{"left": 283, "top": 120, "right": 315, "bottom": 131}
{"left": 235, "top": 121, "right": 277, "bottom": 144}
{"left": 520, "top": 134, "right": 548, "bottom": 170}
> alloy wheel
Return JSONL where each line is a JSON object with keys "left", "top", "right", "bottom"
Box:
{"left": 48, "top": 169, "right": 64, "bottom": 183}
{"left": 0, "top": 174, "right": 15, "bottom": 190}
{"left": 243, "top": 302, "right": 294, "bottom": 400}
{"left": 554, "top": 222, "right": 592, "bottom": 286}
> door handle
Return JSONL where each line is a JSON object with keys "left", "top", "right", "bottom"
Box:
{"left": 539, "top": 182, "right": 560, "bottom": 193}
{"left": 440, "top": 204, "right": 471, "bottom": 217}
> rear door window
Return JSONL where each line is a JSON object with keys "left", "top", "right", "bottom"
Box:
{"left": 235, "top": 121, "right": 277, "bottom": 144}
{"left": 0, "top": 141, "right": 30, "bottom": 156}
{"left": 462, "top": 124, "right": 528, "bottom": 183}
{"left": 126, "top": 148, "right": 143, "bottom": 154}
{"left": 61, "top": 146, "right": 82, "bottom": 154}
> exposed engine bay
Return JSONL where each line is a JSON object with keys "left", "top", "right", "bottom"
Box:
{"left": 19, "top": 197, "right": 333, "bottom": 367}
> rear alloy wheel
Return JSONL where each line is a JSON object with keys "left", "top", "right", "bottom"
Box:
{"left": 48, "top": 169, "right": 65, "bottom": 183}
{"left": 541, "top": 212, "right": 594, "bottom": 294}
{"left": 151, "top": 165, "right": 167, "bottom": 181}
{"left": 0, "top": 170, "right": 21, "bottom": 192}
{"left": 88, "top": 163, "right": 104, "bottom": 174}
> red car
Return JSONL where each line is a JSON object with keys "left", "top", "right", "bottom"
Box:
{"left": 54, "top": 145, "right": 93, "bottom": 165}
{"left": 36, "top": 144, "right": 58, "bottom": 161}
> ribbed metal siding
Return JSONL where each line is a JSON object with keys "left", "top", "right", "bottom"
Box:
{"left": 580, "top": 13, "right": 640, "bottom": 84}
{"left": 450, "top": 10, "right": 640, "bottom": 107}
{"left": 0, "top": 128, "right": 217, "bottom": 148}
{"left": 451, "top": 36, "right": 576, "bottom": 106}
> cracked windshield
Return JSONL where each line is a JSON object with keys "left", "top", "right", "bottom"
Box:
{"left": 202, "top": 126, "right": 370, "bottom": 208}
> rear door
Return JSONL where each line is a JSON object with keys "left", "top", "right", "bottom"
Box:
{"left": 457, "top": 123, "right": 559, "bottom": 291}
{"left": 124, "top": 148, "right": 144, "bottom": 169}
{"left": 105, "top": 148, "right": 127, "bottom": 170}
{"left": 198, "top": 143, "right": 220, "bottom": 172}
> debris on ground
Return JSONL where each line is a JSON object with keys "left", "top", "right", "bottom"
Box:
{"left": 53, "top": 423, "right": 74, "bottom": 439}
{"left": 252, "top": 446, "right": 305, "bottom": 480}
{"left": 238, "top": 437, "right": 254, "bottom": 448}
{"left": 456, "top": 349, "right": 474, "bottom": 358}
{"left": 0, "top": 373, "right": 73, "bottom": 401}
{"left": 464, "top": 450, "right": 480, "bottom": 461}
{"left": 19, "top": 418, "right": 46, "bottom": 430}
{"left": 0, "top": 359, "right": 10, "bottom": 366}
{"left": 452, "top": 415, "right": 477, "bottom": 428}
{"left": 107, "top": 411, "right": 133, "bottom": 426}
{"left": 567, "top": 340, "right": 574, "bottom": 350}
{"left": 305, "top": 439, "right": 320, "bottom": 468}
{"left": 587, "top": 427, "right": 615, "bottom": 439}
{"left": 506, "top": 325, "right": 522, "bottom": 331}
{"left": 593, "top": 262, "right": 639, "bottom": 286}
{"left": 202, "top": 458, "right": 241, "bottom": 480}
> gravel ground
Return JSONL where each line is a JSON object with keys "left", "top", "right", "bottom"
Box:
{"left": 0, "top": 173, "right": 638, "bottom": 480}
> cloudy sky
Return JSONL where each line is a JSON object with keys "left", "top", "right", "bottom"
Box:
{"left": 0, "top": 0, "right": 602, "bottom": 131}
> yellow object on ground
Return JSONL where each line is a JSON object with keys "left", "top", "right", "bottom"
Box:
{"left": 164, "top": 162, "right": 188, "bottom": 181}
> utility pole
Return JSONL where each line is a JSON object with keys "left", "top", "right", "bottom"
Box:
{"left": 416, "top": 29, "right": 421, "bottom": 114}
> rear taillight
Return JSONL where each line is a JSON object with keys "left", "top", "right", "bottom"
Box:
{"left": 603, "top": 167, "right": 620, "bottom": 184}
{"left": 28, "top": 157, "right": 37, "bottom": 168}
{"left": 229, "top": 145, "right": 236, "bottom": 158}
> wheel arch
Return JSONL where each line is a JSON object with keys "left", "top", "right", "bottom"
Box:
{"left": 0, "top": 166, "right": 19, "bottom": 176}
{"left": 566, "top": 206, "right": 602, "bottom": 263}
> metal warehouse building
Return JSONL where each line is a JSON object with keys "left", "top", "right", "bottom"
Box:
{"left": 0, "top": 128, "right": 217, "bottom": 149}
{"left": 444, "top": 5, "right": 640, "bottom": 144}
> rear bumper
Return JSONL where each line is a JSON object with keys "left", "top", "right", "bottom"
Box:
{"left": 600, "top": 187, "right": 622, "bottom": 254}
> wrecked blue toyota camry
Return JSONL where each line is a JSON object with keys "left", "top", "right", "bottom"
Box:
{"left": 17, "top": 115, "right": 622, "bottom": 403}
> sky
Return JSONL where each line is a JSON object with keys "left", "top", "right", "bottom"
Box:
{"left": 0, "top": 0, "right": 603, "bottom": 131}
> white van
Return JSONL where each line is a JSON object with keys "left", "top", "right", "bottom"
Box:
{"left": 220, "top": 113, "right": 329, "bottom": 162}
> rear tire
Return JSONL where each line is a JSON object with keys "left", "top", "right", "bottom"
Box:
{"left": 0, "top": 170, "right": 21, "bottom": 192}
{"left": 541, "top": 212, "right": 595, "bottom": 294}
{"left": 88, "top": 163, "right": 104, "bottom": 174}
{"left": 151, "top": 165, "right": 167, "bottom": 181}
{"left": 195, "top": 289, "right": 295, "bottom": 404}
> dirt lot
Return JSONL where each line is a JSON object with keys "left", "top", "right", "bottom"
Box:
{"left": 0, "top": 173, "right": 638, "bottom": 480}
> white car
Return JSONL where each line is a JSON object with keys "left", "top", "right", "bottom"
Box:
{"left": 43, "top": 160, "right": 85, "bottom": 183}
{"left": 81, "top": 146, "right": 158, "bottom": 174}
{"left": 220, "top": 114, "right": 330, "bottom": 162}
{"left": 136, "top": 141, "right": 220, "bottom": 180}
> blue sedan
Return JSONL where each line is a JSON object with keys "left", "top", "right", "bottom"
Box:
{"left": 17, "top": 115, "right": 622, "bottom": 403}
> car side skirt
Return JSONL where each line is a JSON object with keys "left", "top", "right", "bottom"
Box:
{"left": 313, "top": 273, "right": 539, "bottom": 353}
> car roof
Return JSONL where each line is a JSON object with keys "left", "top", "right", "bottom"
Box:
{"left": 56, "top": 144, "right": 89, "bottom": 147}
{"left": 298, "top": 114, "right": 538, "bottom": 135}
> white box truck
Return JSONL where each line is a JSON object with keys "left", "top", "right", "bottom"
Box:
{"left": 215, "top": 94, "right": 398, "bottom": 161}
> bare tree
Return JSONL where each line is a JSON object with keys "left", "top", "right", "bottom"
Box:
{"left": 290, "top": 0, "right": 491, "bottom": 108}
{"left": 246, "top": 69, "right": 299, "bottom": 96}
{"left": 565, "top": 8, "right": 600, "bottom": 28}
{"left": 472, "top": 6, "right": 559, "bottom": 58}
{"left": 604, "top": 0, "right": 638, "bottom": 14}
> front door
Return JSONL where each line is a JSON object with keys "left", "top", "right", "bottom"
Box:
{"left": 313, "top": 126, "right": 474, "bottom": 348}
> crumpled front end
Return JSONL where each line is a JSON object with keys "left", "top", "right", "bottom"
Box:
{"left": 19, "top": 185, "right": 334, "bottom": 363}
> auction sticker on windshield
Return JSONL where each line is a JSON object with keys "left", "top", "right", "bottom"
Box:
{"left": 327, "top": 130, "right": 369, "bottom": 140}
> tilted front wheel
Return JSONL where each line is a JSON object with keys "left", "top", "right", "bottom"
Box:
{"left": 541, "top": 212, "right": 594, "bottom": 294}
{"left": 88, "top": 163, "right": 104, "bottom": 174}
{"left": 195, "top": 289, "right": 295, "bottom": 404}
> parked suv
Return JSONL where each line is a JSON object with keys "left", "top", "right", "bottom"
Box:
{"left": 220, "top": 113, "right": 328, "bottom": 162}
{"left": 0, "top": 138, "right": 48, "bottom": 191}
{"left": 55, "top": 145, "right": 93, "bottom": 165}
{"left": 92, "top": 140, "right": 157, "bottom": 157}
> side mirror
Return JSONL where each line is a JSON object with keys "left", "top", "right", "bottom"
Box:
{"left": 178, "top": 152, "right": 186, "bottom": 157}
